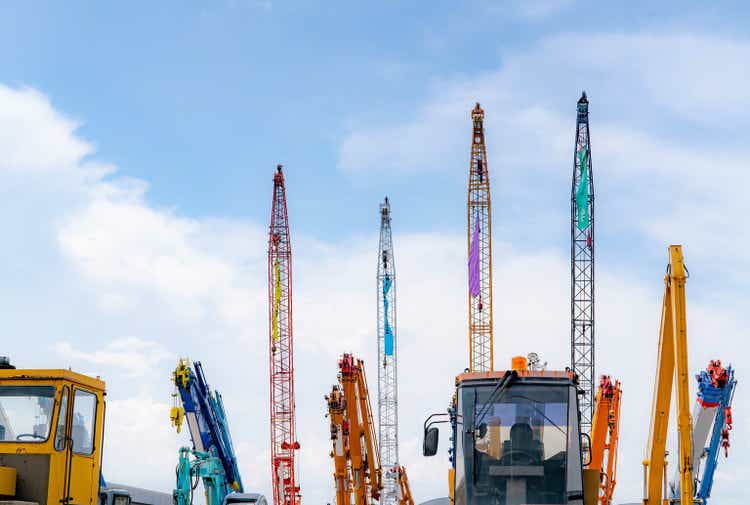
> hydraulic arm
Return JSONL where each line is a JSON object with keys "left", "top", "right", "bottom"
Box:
{"left": 643, "top": 245, "right": 694, "bottom": 505}
{"left": 171, "top": 359, "right": 244, "bottom": 505}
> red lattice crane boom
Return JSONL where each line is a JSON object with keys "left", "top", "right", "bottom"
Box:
{"left": 268, "top": 165, "right": 301, "bottom": 505}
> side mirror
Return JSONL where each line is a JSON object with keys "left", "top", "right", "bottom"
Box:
{"left": 423, "top": 426, "right": 439, "bottom": 456}
{"left": 580, "top": 432, "right": 592, "bottom": 467}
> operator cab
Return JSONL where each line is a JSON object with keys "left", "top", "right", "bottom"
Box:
{"left": 424, "top": 366, "right": 587, "bottom": 505}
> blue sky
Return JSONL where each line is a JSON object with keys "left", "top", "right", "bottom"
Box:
{"left": 1, "top": 1, "right": 749, "bottom": 504}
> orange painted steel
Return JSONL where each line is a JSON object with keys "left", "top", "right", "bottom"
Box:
{"left": 467, "top": 103, "right": 494, "bottom": 372}
{"left": 332, "top": 354, "right": 383, "bottom": 505}
{"left": 327, "top": 384, "right": 351, "bottom": 505}
{"left": 396, "top": 466, "right": 414, "bottom": 505}
{"left": 588, "top": 375, "right": 622, "bottom": 505}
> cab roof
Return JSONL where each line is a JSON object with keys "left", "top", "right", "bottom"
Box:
{"left": 456, "top": 369, "right": 575, "bottom": 385}
{"left": 0, "top": 368, "right": 106, "bottom": 391}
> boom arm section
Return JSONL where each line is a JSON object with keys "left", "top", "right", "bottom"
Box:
{"left": 643, "top": 245, "right": 694, "bottom": 505}
{"left": 396, "top": 466, "right": 413, "bottom": 505}
{"left": 698, "top": 364, "right": 736, "bottom": 502}
{"left": 171, "top": 359, "right": 244, "bottom": 492}
{"left": 327, "top": 384, "right": 351, "bottom": 505}
{"left": 588, "top": 376, "right": 621, "bottom": 505}
{"left": 331, "top": 354, "right": 383, "bottom": 505}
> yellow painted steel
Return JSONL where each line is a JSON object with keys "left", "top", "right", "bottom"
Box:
{"left": 0, "top": 368, "right": 106, "bottom": 505}
{"left": 171, "top": 359, "right": 190, "bottom": 433}
{"left": 643, "top": 245, "right": 693, "bottom": 505}
{"left": 447, "top": 468, "right": 455, "bottom": 505}
{"left": 273, "top": 259, "right": 281, "bottom": 342}
{"left": 0, "top": 466, "right": 16, "bottom": 496}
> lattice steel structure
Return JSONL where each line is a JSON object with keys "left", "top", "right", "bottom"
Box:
{"left": 377, "top": 197, "right": 399, "bottom": 505}
{"left": 571, "top": 92, "right": 595, "bottom": 432}
{"left": 467, "top": 103, "right": 494, "bottom": 372}
{"left": 268, "top": 165, "right": 301, "bottom": 505}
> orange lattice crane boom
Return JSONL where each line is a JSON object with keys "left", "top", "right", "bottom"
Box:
{"left": 467, "top": 103, "right": 494, "bottom": 372}
{"left": 587, "top": 376, "right": 622, "bottom": 505}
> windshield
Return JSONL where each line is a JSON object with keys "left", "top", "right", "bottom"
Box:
{"left": 0, "top": 386, "right": 56, "bottom": 442}
{"left": 455, "top": 383, "right": 581, "bottom": 505}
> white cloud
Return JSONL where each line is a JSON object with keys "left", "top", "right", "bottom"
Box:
{"left": 2, "top": 26, "right": 750, "bottom": 505}
{"left": 55, "top": 338, "right": 171, "bottom": 377}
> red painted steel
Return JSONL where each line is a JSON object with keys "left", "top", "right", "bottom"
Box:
{"left": 268, "top": 165, "right": 301, "bottom": 505}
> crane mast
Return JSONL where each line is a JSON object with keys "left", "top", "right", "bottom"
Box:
{"left": 467, "top": 103, "right": 494, "bottom": 372}
{"left": 377, "top": 197, "right": 399, "bottom": 505}
{"left": 571, "top": 92, "right": 595, "bottom": 432}
{"left": 268, "top": 165, "right": 301, "bottom": 505}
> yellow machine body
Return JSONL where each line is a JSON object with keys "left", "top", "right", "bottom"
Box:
{"left": 0, "top": 368, "right": 106, "bottom": 505}
{"left": 0, "top": 465, "right": 16, "bottom": 496}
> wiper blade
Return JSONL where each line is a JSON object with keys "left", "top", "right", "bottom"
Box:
{"left": 474, "top": 371, "right": 516, "bottom": 429}
{"left": 471, "top": 371, "right": 516, "bottom": 485}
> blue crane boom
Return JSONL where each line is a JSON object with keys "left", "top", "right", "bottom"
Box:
{"left": 697, "top": 364, "right": 736, "bottom": 502}
{"left": 171, "top": 359, "right": 244, "bottom": 496}
{"left": 668, "top": 360, "right": 737, "bottom": 504}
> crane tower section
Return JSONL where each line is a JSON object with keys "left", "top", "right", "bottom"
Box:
{"left": 268, "top": 165, "right": 301, "bottom": 505}
{"left": 467, "top": 103, "right": 494, "bottom": 372}
{"left": 571, "top": 92, "right": 595, "bottom": 433}
{"left": 377, "top": 197, "right": 399, "bottom": 505}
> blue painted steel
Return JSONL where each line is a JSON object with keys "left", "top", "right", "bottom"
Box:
{"left": 173, "top": 446, "right": 229, "bottom": 505}
{"left": 696, "top": 370, "right": 724, "bottom": 407}
{"left": 175, "top": 361, "right": 244, "bottom": 493}
{"left": 697, "top": 367, "right": 736, "bottom": 503}
{"left": 383, "top": 273, "right": 394, "bottom": 356}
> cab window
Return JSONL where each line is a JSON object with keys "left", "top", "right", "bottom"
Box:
{"left": 0, "top": 385, "right": 55, "bottom": 442}
{"left": 54, "top": 386, "right": 70, "bottom": 450}
{"left": 71, "top": 389, "right": 97, "bottom": 455}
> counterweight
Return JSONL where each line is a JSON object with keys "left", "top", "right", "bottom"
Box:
{"left": 467, "top": 103, "right": 494, "bottom": 372}
{"left": 571, "top": 92, "right": 595, "bottom": 432}
{"left": 268, "top": 165, "right": 301, "bottom": 505}
{"left": 377, "top": 197, "right": 399, "bottom": 505}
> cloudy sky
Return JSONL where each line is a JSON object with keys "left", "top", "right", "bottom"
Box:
{"left": 1, "top": 1, "right": 748, "bottom": 504}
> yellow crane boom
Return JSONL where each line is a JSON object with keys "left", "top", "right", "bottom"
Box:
{"left": 643, "top": 245, "right": 694, "bottom": 505}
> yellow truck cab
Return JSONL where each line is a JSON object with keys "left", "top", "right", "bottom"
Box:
{"left": 0, "top": 357, "right": 105, "bottom": 505}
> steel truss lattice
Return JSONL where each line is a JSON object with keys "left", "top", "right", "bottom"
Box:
{"left": 468, "top": 103, "right": 494, "bottom": 372}
{"left": 377, "top": 197, "right": 399, "bottom": 505}
{"left": 571, "top": 93, "right": 595, "bottom": 433}
{"left": 268, "top": 165, "right": 301, "bottom": 505}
